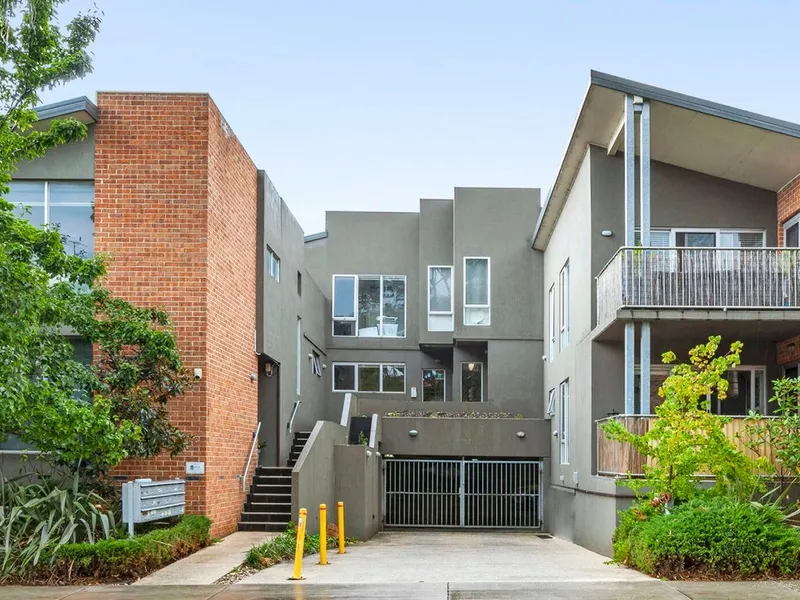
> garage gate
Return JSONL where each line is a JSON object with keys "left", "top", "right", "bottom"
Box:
{"left": 383, "top": 458, "right": 542, "bottom": 528}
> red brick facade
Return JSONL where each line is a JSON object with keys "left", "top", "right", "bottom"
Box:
{"left": 777, "top": 174, "right": 800, "bottom": 366}
{"left": 95, "top": 93, "right": 258, "bottom": 536}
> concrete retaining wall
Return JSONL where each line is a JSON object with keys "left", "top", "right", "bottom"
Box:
{"left": 334, "top": 445, "right": 382, "bottom": 540}
{"left": 380, "top": 417, "right": 552, "bottom": 457}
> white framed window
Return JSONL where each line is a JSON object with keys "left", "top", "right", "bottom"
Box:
{"left": 332, "top": 275, "right": 406, "bottom": 338}
{"left": 428, "top": 265, "right": 454, "bottom": 332}
{"left": 267, "top": 246, "right": 280, "bottom": 281}
{"left": 422, "top": 368, "right": 446, "bottom": 402}
{"left": 461, "top": 362, "right": 483, "bottom": 402}
{"left": 332, "top": 362, "right": 406, "bottom": 393}
{"left": 548, "top": 284, "right": 556, "bottom": 360}
{"left": 311, "top": 351, "right": 322, "bottom": 377}
{"left": 559, "top": 379, "right": 569, "bottom": 465}
{"left": 464, "top": 257, "right": 490, "bottom": 325}
{"left": 784, "top": 214, "right": 800, "bottom": 248}
{"left": 635, "top": 228, "right": 766, "bottom": 248}
{"left": 559, "top": 262, "right": 569, "bottom": 350}
{"left": 7, "top": 180, "right": 94, "bottom": 257}
{"left": 546, "top": 388, "right": 556, "bottom": 418}
{"left": 296, "top": 317, "right": 302, "bottom": 396}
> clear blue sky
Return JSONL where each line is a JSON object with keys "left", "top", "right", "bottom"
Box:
{"left": 43, "top": 0, "right": 800, "bottom": 234}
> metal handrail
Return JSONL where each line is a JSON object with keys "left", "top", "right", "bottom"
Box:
{"left": 287, "top": 400, "right": 301, "bottom": 435}
{"left": 242, "top": 421, "right": 261, "bottom": 493}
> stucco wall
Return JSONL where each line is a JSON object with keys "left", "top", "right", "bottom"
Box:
{"left": 419, "top": 198, "right": 454, "bottom": 345}
{"left": 13, "top": 124, "right": 95, "bottom": 180}
{"left": 334, "top": 445, "right": 382, "bottom": 540}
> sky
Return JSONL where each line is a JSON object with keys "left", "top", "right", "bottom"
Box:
{"left": 42, "top": 0, "right": 800, "bottom": 234}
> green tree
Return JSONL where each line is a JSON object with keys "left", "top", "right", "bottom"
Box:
{"left": 0, "top": 0, "right": 189, "bottom": 473}
{"left": 602, "top": 336, "right": 765, "bottom": 501}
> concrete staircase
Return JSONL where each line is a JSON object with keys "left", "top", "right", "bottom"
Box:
{"left": 238, "top": 431, "right": 311, "bottom": 532}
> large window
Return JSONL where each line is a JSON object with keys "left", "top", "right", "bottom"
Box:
{"left": 332, "top": 275, "right": 406, "bottom": 337}
{"left": 332, "top": 363, "right": 406, "bottom": 393}
{"left": 559, "top": 379, "right": 569, "bottom": 465}
{"left": 785, "top": 214, "right": 800, "bottom": 248}
{"left": 548, "top": 285, "right": 556, "bottom": 360}
{"left": 461, "top": 362, "right": 483, "bottom": 402}
{"left": 635, "top": 228, "right": 766, "bottom": 248}
{"left": 428, "top": 266, "right": 453, "bottom": 332}
{"left": 464, "top": 257, "right": 490, "bottom": 325}
{"left": 559, "top": 262, "right": 569, "bottom": 350}
{"left": 422, "top": 368, "right": 446, "bottom": 402}
{"left": 8, "top": 181, "right": 94, "bottom": 257}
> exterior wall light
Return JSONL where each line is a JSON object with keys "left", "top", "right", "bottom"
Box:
{"left": 516, "top": 431, "right": 526, "bottom": 439}
{"left": 409, "top": 430, "right": 418, "bottom": 437}
{"left": 601, "top": 230, "right": 613, "bottom": 237}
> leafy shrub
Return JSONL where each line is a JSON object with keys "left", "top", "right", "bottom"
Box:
{"left": 614, "top": 495, "right": 800, "bottom": 578}
{"left": 245, "top": 521, "right": 352, "bottom": 569}
{"left": 41, "top": 514, "right": 211, "bottom": 583}
{"left": 0, "top": 474, "right": 116, "bottom": 580}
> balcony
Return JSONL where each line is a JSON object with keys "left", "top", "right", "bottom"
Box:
{"left": 597, "top": 247, "right": 800, "bottom": 325}
{"left": 596, "top": 415, "right": 776, "bottom": 477}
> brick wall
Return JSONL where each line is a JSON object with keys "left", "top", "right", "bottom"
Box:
{"left": 95, "top": 93, "right": 258, "bottom": 536}
{"left": 778, "top": 175, "right": 800, "bottom": 366}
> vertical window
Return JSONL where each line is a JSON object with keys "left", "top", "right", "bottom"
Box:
{"left": 296, "top": 317, "right": 302, "bottom": 396}
{"left": 559, "top": 262, "right": 569, "bottom": 350}
{"left": 461, "top": 362, "right": 483, "bottom": 402}
{"left": 7, "top": 181, "right": 94, "bottom": 257}
{"left": 548, "top": 285, "right": 556, "bottom": 360}
{"left": 546, "top": 388, "right": 556, "bottom": 418}
{"left": 422, "top": 368, "right": 446, "bottom": 402}
{"left": 428, "top": 266, "right": 454, "bottom": 332}
{"left": 559, "top": 379, "right": 569, "bottom": 464}
{"left": 464, "top": 257, "right": 490, "bottom": 325}
{"left": 311, "top": 351, "right": 322, "bottom": 377}
{"left": 785, "top": 215, "right": 800, "bottom": 248}
{"left": 332, "top": 275, "right": 406, "bottom": 337}
{"left": 332, "top": 275, "right": 357, "bottom": 336}
{"left": 267, "top": 246, "right": 280, "bottom": 281}
{"left": 297, "top": 271, "right": 302, "bottom": 296}
{"left": 332, "top": 363, "right": 405, "bottom": 393}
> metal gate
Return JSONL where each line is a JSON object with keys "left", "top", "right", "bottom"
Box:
{"left": 383, "top": 458, "right": 542, "bottom": 528}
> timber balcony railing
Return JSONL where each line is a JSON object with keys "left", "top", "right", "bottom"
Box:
{"left": 596, "top": 415, "right": 776, "bottom": 477}
{"left": 596, "top": 247, "right": 800, "bottom": 324}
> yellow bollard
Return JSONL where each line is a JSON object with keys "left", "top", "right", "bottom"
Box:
{"left": 288, "top": 508, "right": 307, "bottom": 580}
{"left": 319, "top": 504, "right": 328, "bottom": 565}
{"left": 337, "top": 501, "right": 345, "bottom": 554}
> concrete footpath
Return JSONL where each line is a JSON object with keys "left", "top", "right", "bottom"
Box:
{"left": 4, "top": 581, "right": 800, "bottom": 599}
{"left": 134, "top": 531, "right": 274, "bottom": 585}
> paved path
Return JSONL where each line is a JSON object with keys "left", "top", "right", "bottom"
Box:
{"left": 5, "top": 581, "right": 800, "bottom": 599}
{"left": 239, "top": 531, "right": 651, "bottom": 584}
{"left": 134, "top": 531, "right": 275, "bottom": 585}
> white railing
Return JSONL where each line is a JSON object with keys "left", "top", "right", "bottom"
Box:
{"left": 597, "top": 247, "right": 800, "bottom": 323}
{"left": 241, "top": 421, "right": 261, "bottom": 492}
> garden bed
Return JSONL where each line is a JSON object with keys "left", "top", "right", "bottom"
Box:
{"left": 4, "top": 515, "right": 212, "bottom": 585}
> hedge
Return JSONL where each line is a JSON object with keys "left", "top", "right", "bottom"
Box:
{"left": 35, "top": 515, "right": 212, "bottom": 583}
{"left": 614, "top": 495, "right": 800, "bottom": 578}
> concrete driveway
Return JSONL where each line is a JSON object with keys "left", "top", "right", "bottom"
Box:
{"left": 239, "top": 531, "right": 651, "bottom": 585}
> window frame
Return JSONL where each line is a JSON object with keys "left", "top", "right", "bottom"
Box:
{"left": 460, "top": 361, "right": 484, "bottom": 402}
{"left": 331, "top": 274, "right": 407, "bottom": 338}
{"left": 559, "top": 261, "right": 569, "bottom": 350}
{"left": 463, "top": 256, "right": 491, "bottom": 326}
{"left": 427, "top": 265, "right": 454, "bottom": 332}
{"left": 266, "top": 246, "right": 281, "bottom": 282}
{"left": 546, "top": 388, "right": 556, "bottom": 418}
{"left": 784, "top": 214, "right": 800, "bottom": 248}
{"left": 421, "top": 368, "right": 447, "bottom": 402}
{"left": 548, "top": 284, "right": 556, "bottom": 360}
{"left": 559, "top": 379, "right": 569, "bottom": 465}
{"left": 331, "top": 362, "right": 406, "bottom": 394}
{"left": 311, "top": 351, "right": 322, "bottom": 377}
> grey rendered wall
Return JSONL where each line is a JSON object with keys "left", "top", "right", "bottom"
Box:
{"left": 453, "top": 187, "right": 543, "bottom": 340}
{"left": 380, "top": 417, "right": 551, "bottom": 457}
{"left": 296, "top": 277, "right": 328, "bottom": 432}
{"left": 13, "top": 124, "right": 95, "bottom": 180}
{"left": 334, "top": 445, "right": 381, "bottom": 540}
{"left": 419, "top": 199, "right": 454, "bottom": 345}
{"left": 292, "top": 421, "right": 347, "bottom": 533}
{"left": 257, "top": 171, "right": 326, "bottom": 463}
{"left": 487, "top": 339, "right": 543, "bottom": 417}
{"left": 543, "top": 150, "right": 593, "bottom": 490}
